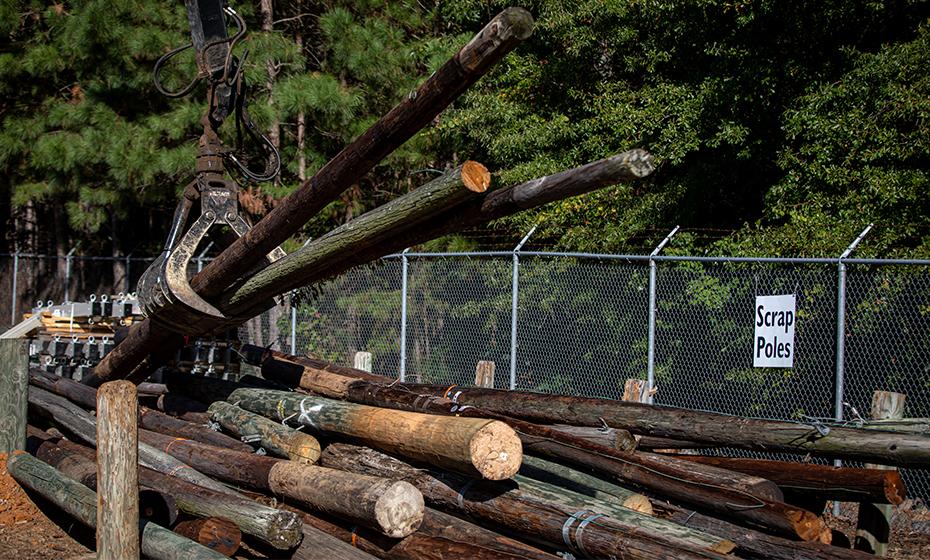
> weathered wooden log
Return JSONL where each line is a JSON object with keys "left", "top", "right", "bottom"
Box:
{"left": 6, "top": 452, "right": 229, "bottom": 560}
{"left": 0, "top": 339, "right": 28, "bottom": 454}
{"left": 222, "top": 161, "right": 491, "bottom": 312}
{"left": 140, "top": 393, "right": 210, "bottom": 416}
{"left": 637, "top": 436, "right": 719, "bottom": 450}
{"left": 172, "top": 517, "right": 241, "bottom": 557}
{"left": 27, "top": 425, "right": 179, "bottom": 528}
{"left": 27, "top": 385, "right": 236, "bottom": 495}
{"left": 667, "top": 454, "right": 905, "bottom": 504}
{"left": 664, "top": 505, "right": 877, "bottom": 560}
{"left": 296, "top": 506, "right": 561, "bottom": 560}
{"left": 346, "top": 381, "right": 930, "bottom": 468}
{"left": 37, "top": 433, "right": 302, "bottom": 550}
{"left": 550, "top": 424, "right": 637, "bottom": 451}
{"left": 289, "top": 525, "right": 381, "bottom": 560}
{"left": 226, "top": 387, "right": 522, "bottom": 480}
{"left": 90, "top": 8, "right": 535, "bottom": 385}
{"left": 237, "top": 355, "right": 821, "bottom": 539}
{"left": 322, "top": 443, "right": 737, "bottom": 559}
{"left": 96, "top": 381, "right": 140, "bottom": 560}
{"left": 139, "top": 429, "right": 424, "bottom": 537}
{"left": 28, "top": 370, "right": 248, "bottom": 451}
{"left": 520, "top": 454, "right": 653, "bottom": 514}
{"left": 855, "top": 390, "right": 906, "bottom": 556}
{"left": 207, "top": 401, "right": 320, "bottom": 463}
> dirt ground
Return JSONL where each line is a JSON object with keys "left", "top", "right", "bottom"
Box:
{"left": 1, "top": 450, "right": 928, "bottom": 559}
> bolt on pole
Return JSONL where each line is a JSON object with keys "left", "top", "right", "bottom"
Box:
{"left": 399, "top": 248, "right": 410, "bottom": 382}
{"left": 510, "top": 225, "right": 538, "bottom": 391}
{"left": 646, "top": 225, "right": 680, "bottom": 404}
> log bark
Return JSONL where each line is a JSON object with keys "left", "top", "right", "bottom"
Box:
{"left": 36, "top": 434, "right": 302, "bottom": 550}
{"left": 520, "top": 454, "right": 653, "bottom": 514}
{"left": 6, "top": 452, "right": 229, "bottom": 560}
{"left": 289, "top": 524, "right": 381, "bottom": 560}
{"left": 222, "top": 162, "right": 490, "bottom": 311}
{"left": 96, "top": 381, "right": 140, "bottom": 560}
{"left": 207, "top": 401, "right": 321, "bottom": 463}
{"left": 27, "top": 385, "right": 236, "bottom": 496}
{"left": 855, "top": 390, "right": 906, "bottom": 556}
{"left": 172, "top": 517, "right": 241, "bottom": 557}
{"left": 226, "top": 387, "right": 523, "bottom": 480}
{"left": 354, "top": 382, "right": 930, "bottom": 468}
{"left": 242, "top": 354, "right": 819, "bottom": 539}
{"left": 321, "top": 443, "right": 734, "bottom": 560}
{"left": 29, "top": 370, "right": 248, "bottom": 451}
{"left": 90, "top": 8, "right": 535, "bottom": 384}
{"left": 550, "top": 424, "right": 637, "bottom": 451}
{"left": 297, "top": 506, "right": 560, "bottom": 560}
{"left": 0, "top": 339, "right": 28, "bottom": 454}
{"left": 139, "top": 429, "right": 424, "bottom": 537}
{"left": 667, "top": 454, "right": 905, "bottom": 505}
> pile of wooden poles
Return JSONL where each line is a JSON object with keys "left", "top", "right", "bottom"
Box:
{"left": 13, "top": 344, "right": 928, "bottom": 559}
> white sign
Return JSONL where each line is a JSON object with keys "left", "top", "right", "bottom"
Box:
{"left": 754, "top": 294, "right": 796, "bottom": 368}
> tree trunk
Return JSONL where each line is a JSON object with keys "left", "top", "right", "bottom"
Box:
{"left": 226, "top": 387, "right": 522, "bottom": 480}
{"left": 207, "top": 400, "right": 320, "bottom": 463}
{"left": 6, "top": 452, "right": 229, "bottom": 560}
{"left": 666, "top": 454, "right": 905, "bottom": 504}
{"left": 91, "top": 8, "right": 535, "bottom": 384}
{"left": 321, "top": 443, "right": 734, "bottom": 560}
{"left": 139, "top": 428, "right": 424, "bottom": 538}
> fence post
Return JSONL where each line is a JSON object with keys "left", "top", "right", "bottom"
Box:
{"left": 96, "top": 380, "right": 140, "bottom": 560}
{"left": 510, "top": 226, "right": 537, "bottom": 391}
{"left": 124, "top": 252, "right": 132, "bottom": 294}
{"left": 399, "top": 249, "right": 410, "bottom": 382}
{"left": 832, "top": 223, "right": 873, "bottom": 515}
{"left": 646, "top": 226, "right": 679, "bottom": 404}
{"left": 10, "top": 249, "right": 18, "bottom": 325}
{"left": 64, "top": 246, "right": 77, "bottom": 303}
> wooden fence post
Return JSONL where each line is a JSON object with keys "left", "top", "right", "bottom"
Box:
{"left": 97, "top": 380, "right": 140, "bottom": 559}
{"left": 474, "top": 360, "right": 496, "bottom": 388}
{"left": 0, "top": 339, "right": 28, "bottom": 454}
{"left": 353, "top": 351, "right": 373, "bottom": 373}
{"left": 854, "top": 390, "right": 905, "bottom": 556}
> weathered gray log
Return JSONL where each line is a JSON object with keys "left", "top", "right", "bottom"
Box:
{"left": 0, "top": 339, "right": 28, "bottom": 453}
{"left": 29, "top": 370, "right": 249, "bottom": 451}
{"left": 222, "top": 162, "right": 490, "bottom": 312}
{"left": 90, "top": 8, "right": 535, "bottom": 385}
{"left": 96, "top": 381, "right": 140, "bottom": 560}
{"left": 322, "top": 443, "right": 737, "bottom": 560}
{"left": 34, "top": 433, "right": 302, "bottom": 550}
{"left": 855, "top": 390, "right": 906, "bottom": 556}
{"left": 520, "top": 454, "right": 653, "bottom": 514}
{"left": 289, "top": 525, "right": 381, "bottom": 560}
{"left": 140, "top": 429, "right": 424, "bottom": 538}
{"left": 27, "top": 385, "right": 236, "bottom": 495}
{"left": 227, "top": 387, "right": 522, "bottom": 480}
{"left": 296, "top": 506, "right": 561, "bottom": 560}
{"left": 171, "top": 517, "right": 241, "bottom": 557}
{"left": 550, "top": 424, "right": 637, "bottom": 451}
{"left": 666, "top": 454, "right": 905, "bottom": 504}
{"left": 207, "top": 400, "right": 321, "bottom": 463}
{"left": 6, "top": 452, "right": 229, "bottom": 560}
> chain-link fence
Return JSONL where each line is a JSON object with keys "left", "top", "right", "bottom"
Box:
{"left": 2, "top": 247, "right": 928, "bottom": 500}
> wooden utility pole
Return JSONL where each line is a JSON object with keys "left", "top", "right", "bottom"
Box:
{"left": 353, "top": 351, "right": 373, "bottom": 372}
{"left": 97, "top": 380, "right": 140, "bottom": 560}
{"left": 474, "top": 360, "right": 495, "bottom": 388}
{"left": 0, "top": 339, "right": 27, "bottom": 453}
{"left": 855, "top": 391, "right": 906, "bottom": 556}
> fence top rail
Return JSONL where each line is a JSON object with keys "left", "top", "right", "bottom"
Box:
{"left": 380, "top": 251, "right": 930, "bottom": 266}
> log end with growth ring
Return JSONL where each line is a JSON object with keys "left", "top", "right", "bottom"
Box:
{"left": 791, "top": 507, "right": 832, "bottom": 543}
{"left": 469, "top": 421, "right": 523, "bottom": 480}
{"left": 374, "top": 480, "right": 426, "bottom": 538}
{"left": 461, "top": 160, "right": 491, "bottom": 193}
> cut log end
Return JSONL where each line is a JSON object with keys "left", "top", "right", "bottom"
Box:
{"left": 885, "top": 471, "right": 906, "bottom": 505}
{"left": 496, "top": 7, "right": 535, "bottom": 41}
{"left": 461, "top": 161, "right": 491, "bottom": 193}
{"left": 290, "top": 438, "right": 322, "bottom": 464}
{"left": 623, "top": 493, "right": 654, "bottom": 515}
{"left": 174, "top": 517, "right": 242, "bottom": 557}
{"left": 265, "top": 510, "right": 305, "bottom": 550}
{"left": 373, "top": 480, "right": 425, "bottom": 538}
{"left": 790, "top": 507, "right": 831, "bottom": 543}
{"left": 469, "top": 421, "right": 523, "bottom": 480}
